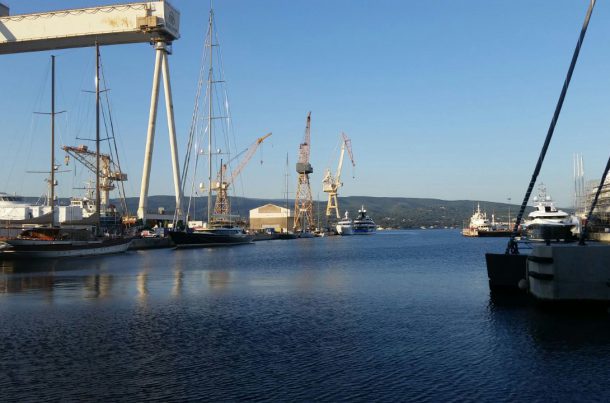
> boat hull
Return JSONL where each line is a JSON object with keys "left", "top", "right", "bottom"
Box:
{"left": 352, "top": 227, "right": 376, "bottom": 235}
{"left": 477, "top": 230, "right": 512, "bottom": 238}
{"left": 169, "top": 231, "right": 254, "bottom": 247}
{"left": 526, "top": 224, "right": 576, "bottom": 242}
{"left": 2, "top": 237, "right": 132, "bottom": 258}
{"left": 485, "top": 252, "right": 528, "bottom": 291}
{"left": 336, "top": 224, "right": 353, "bottom": 235}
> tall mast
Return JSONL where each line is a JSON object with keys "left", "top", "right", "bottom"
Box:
{"left": 95, "top": 42, "right": 101, "bottom": 225}
{"left": 50, "top": 55, "right": 55, "bottom": 227}
{"left": 207, "top": 6, "right": 214, "bottom": 224}
{"left": 285, "top": 153, "right": 289, "bottom": 231}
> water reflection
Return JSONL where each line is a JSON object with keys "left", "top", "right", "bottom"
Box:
{"left": 137, "top": 270, "right": 149, "bottom": 304}
{"left": 207, "top": 270, "right": 231, "bottom": 291}
{"left": 83, "top": 274, "right": 113, "bottom": 299}
{"left": 172, "top": 270, "right": 183, "bottom": 297}
{"left": 488, "top": 291, "right": 610, "bottom": 350}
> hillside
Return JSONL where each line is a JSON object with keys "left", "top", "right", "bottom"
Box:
{"left": 117, "top": 195, "right": 530, "bottom": 229}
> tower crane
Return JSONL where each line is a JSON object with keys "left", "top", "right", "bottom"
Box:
{"left": 294, "top": 112, "right": 314, "bottom": 232}
{"left": 62, "top": 145, "right": 127, "bottom": 213}
{"left": 212, "top": 133, "right": 272, "bottom": 217}
{"left": 322, "top": 132, "right": 355, "bottom": 219}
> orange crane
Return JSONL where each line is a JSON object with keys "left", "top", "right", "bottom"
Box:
{"left": 322, "top": 132, "right": 355, "bottom": 219}
{"left": 212, "top": 133, "right": 272, "bottom": 217}
{"left": 294, "top": 112, "right": 314, "bottom": 232}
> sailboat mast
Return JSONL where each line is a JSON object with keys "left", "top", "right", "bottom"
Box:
{"left": 207, "top": 7, "right": 214, "bottom": 224}
{"left": 95, "top": 42, "right": 101, "bottom": 223}
{"left": 50, "top": 55, "right": 55, "bottom": 227}
{"left": 285, "top": 153, "right": 289, "bottom": 232}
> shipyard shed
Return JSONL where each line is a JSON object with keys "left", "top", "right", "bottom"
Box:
{"left": 249, "top": 204, "right": 294, "bottom": 233}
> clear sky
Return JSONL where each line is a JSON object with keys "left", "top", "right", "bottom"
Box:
{"left": 2, "top": 0, "right": 610, "bottom": 208}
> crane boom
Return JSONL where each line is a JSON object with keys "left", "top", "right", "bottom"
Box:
{"left": 228, "top": 132, "right": 271, "bottom": 185}
{"left": 336, "top": 132, "right": 355, "bottom": 185}
{"left": 0, "top": 1, "right": 180, "bottom": 55}
{"left": 296, "top": 111, "right": 313, "bottom": 174}
{"left": 212, "top": 133, "right": 271, "bottom": 217}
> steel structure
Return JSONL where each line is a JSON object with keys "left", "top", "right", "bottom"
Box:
{"left": 212, "top": 133, "right": 272, "bottom": 217}
{"left": 0, "top": 1, "right": 184, "bottom": 223}
{"left": 294, "top": 112, "right": 314, "bottom": 232}
{"left": 322, "top": 132, "right": 355, "bottom": 219}
{"left": 62, "top": 145, "right": 127, "bottom": 213}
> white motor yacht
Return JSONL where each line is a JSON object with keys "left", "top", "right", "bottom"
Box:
{"left": 336, "top": 211, "right": 353, "bottom": 235}
{"left": 523, "top": 184, "right": 579, "bottom": 241}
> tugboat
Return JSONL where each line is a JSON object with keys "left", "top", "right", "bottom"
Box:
{"left": 352, "top": 206, "right": 376, "bottom": 235}
{"left": 335, "top": 211, "right": 353, "bottom": 235}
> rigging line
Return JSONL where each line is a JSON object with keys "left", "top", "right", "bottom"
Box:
{"left": 180, "top": 25, "right": 209, "bottom": 200}
{"left": 506, "top": 0, "right": 596, "bottom": 255}
{"left": 100, "top": 64, "right": 128, "bottom": 216}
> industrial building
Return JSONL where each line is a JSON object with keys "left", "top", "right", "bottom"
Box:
{"left": 249, "top": 204, "right": 293, "bottom": 233}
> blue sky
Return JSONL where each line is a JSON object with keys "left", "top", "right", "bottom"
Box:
{"left": 2, "top": 0, "right": 610, "bottom": 207}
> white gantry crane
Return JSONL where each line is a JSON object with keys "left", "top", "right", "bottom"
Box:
{"left": 0, "top": 1, "right": 184, "bottom": 224}
{"left": 212, "top": 133, "right": 272, "bottom": 218}
{"left": 322, "top": 132, "right": 355, "bottom": 219}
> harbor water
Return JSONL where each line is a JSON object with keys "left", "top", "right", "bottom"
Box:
{"left": 1, "top": 230, "right": 610, "bottom": 401}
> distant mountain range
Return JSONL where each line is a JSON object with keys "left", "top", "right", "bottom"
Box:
{"left": 115, "top": 195, "right": 532, "bottom": 229}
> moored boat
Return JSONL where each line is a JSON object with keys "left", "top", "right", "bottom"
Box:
{"left": 3, "top": 227, "right": 131, "bottom": 258}
{"left": 335, "top": 211, "right": 353, "bottom": 235}
{"left": 523, "top": 184, "right": 579, "bottom": 241}
{"left": 352, "top": 206, "right": 376, "bottom": 234}
{"left": 170, "top": 225, "right": 253, "bottom": 247}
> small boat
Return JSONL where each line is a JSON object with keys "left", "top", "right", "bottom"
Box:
{"left": 523, "top": 184, "right": 579, "bottom": 241}
{"left": 352, "top": 206, "right": 376, "bottom": 234}
{"left": 335, "top": 211, "right": 353, "bottom": 235}
{"left": 296, "top": 231, "right": 315, "bottom": 238}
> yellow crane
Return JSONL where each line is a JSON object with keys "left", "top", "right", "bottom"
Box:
{"left": 322, "top": 132, "right": 355, "bottom": 219}
{"left": 212, "top": 133, "right": 272, "bottom": 218}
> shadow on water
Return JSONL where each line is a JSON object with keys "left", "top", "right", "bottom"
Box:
{"left": 488, "top": 289, "right": 610, "bottom": 350}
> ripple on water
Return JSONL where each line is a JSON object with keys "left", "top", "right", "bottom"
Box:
{"left": 2, "top": 231, "right": 610, "bottom": 401}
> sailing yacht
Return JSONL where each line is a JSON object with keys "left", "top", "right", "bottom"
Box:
{"left": 169, "top": 5, "right": 254, "bottom": 248}
{"left": 3, "top": 50, "right": 131, "bottom": 258}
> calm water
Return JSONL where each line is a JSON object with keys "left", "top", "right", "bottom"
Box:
{"left": 1, "top": 230, "right": 610, "bottom": 401}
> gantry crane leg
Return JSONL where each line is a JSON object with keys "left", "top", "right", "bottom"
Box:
{"left": 137, "top": 42, "right": 183, "bottom": 223}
